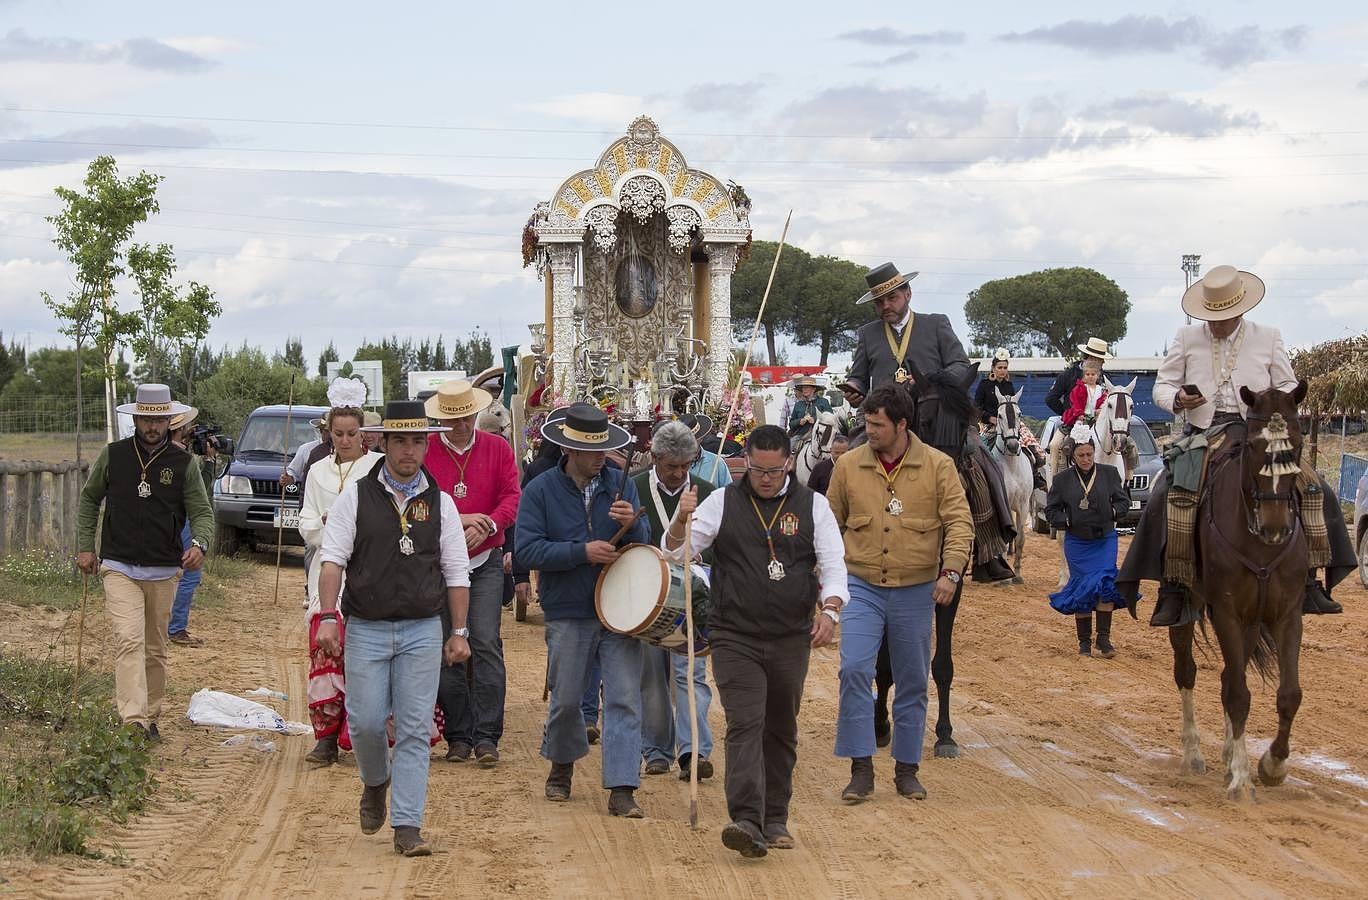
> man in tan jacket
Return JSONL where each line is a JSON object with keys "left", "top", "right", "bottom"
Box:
{"left": 826, "top": 384, "right": 973, "bottom": 803}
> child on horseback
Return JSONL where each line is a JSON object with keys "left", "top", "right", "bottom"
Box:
{"left": 1051, "top": 355, "right": 1108, "bottom": 473}
{"left": 976, "top": 348, "right": 1048, "bottom": 489}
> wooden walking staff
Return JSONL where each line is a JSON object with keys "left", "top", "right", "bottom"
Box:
{"left": 72, "top": 574, "right": 89, "bottom": 705}
{"left": 272, "top": 373, "right": 297, "bottom": 606}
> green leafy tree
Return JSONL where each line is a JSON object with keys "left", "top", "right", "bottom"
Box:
{"left": 790, "top": 256, "right": 869, "bottom": 365}
{"left": 280, "top": 337, "right": 306, "bottom": 372}
{"left": 730, "top": 241, "right": 812, "bottom": 365}
{"left": 317, "top": 340, "right": 339, "bottom": 378}
{"left": 414, "top": 338, "right": 436, "bottom": 371}
{"left": 127, "top": 242, "right": 220, "bottom": 398}
{"left": 0, "top": 332, "right": 25, "bottom": 395}
{"left": 432, "top": 335, "right": 449, "bottom": 371}
{"left": 964, "top": 267, "right": 1130, "bottom": 358}
{"left": 0, "top": 347, "right": 131, "bottom": 430}
{"left": 448, "top": 329, "right": 493, "bottom": 374}
{"left": 43, "top": 156, "right": 162, "bottom": 460}
{"left": 197, "top": 345, "right": 315, "bottom": 436}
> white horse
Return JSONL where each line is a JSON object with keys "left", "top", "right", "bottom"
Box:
{"left": 983, "top": 387, "right": 1031, "bottom": 585}
{"left": 794, "top": 410, "right": 841, "bottom": 485}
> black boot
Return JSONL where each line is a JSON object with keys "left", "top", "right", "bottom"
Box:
{"left": 841, "top": 756, "right": 875, "bottom": 803}
{"left": 1303, "top": 577, "right": 1343, "bottom": 615}
{"left": 1149, "top": 586, "right": 1193, "bottom": 628}
{"left": 985, "top": 557, "right": 1015, "bottom": 581}
{"left": 1076, "top": 615, "right": 1092, "bottom": 656}
{"left": 545, "top": 762, "right": 573, "bottom": 802}
{"left": 305, "top": 734, "right": 339, "bottom": 765}
{"left": 1095, "top": 610, "right": 1116, "bottom": 659}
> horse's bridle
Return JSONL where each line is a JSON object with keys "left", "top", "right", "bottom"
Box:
{"left": 993, "top": 395, "right": 1021, "bottom": 456}
{"left": 1101, "top": 391, "right": 1131, "bottom": 456}
{"left": 1239, "top": 411, "right": 1300, "bottom": 538}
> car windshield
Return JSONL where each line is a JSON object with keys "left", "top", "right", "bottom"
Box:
{"left": 238, "top": 416, "right": 319, "bottom": 458}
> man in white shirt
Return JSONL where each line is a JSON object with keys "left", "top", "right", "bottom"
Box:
{"left": 666, "top": 424, "right": 848, "bottom": 859}
{"left": 1119, "top": 265, "right": 1352, "bottom": 624}
{"left": 317, "top": 400, "right": 471, "bottom": 857}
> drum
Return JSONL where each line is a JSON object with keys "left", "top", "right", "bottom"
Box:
{"left": 595, "top": 543, "right": 711, "bottom": 656}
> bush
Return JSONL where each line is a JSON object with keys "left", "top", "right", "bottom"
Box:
{"left": 0, "top": 654, "right": 154, "bottom": 859}
{"left": 0, "top": 549, "right": 83, "bottom": 609}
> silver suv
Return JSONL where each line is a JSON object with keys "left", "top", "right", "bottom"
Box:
{"left": 1033, "top": 415, "right": 1163, "bottom": 532}
{"left": 1355, "top": 463, "right": 1367, "bottom": 587}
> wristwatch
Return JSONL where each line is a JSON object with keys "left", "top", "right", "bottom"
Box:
{"left": 450, "top": 627, "right": 470, "bottom": 639}
{"left": 820, "top": 607, "right": 840, "bottom": 625}
{"left": 190, "top": 538, "right": 206, "bottom": 553}
{"left": 939, "top": 569, "right": 962, "bottom": 584}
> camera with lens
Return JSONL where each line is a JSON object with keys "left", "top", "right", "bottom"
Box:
{"left": 189, "top": 423, "right": 232, "bottom": 457}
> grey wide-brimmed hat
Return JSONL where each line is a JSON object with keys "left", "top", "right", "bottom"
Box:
{"left": 856, "top": 261, "right": 920, "bottom": 304}
{"left": 116, "top": 383, "right": 192, "bottom": 418}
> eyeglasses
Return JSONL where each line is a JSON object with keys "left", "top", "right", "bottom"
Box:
{"left": 746, "top": 465, "right": 787, "bottom": 479}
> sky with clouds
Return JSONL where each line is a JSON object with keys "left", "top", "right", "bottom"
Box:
{"left": 1, "top": 1, "right": 1366, "bottom": 374}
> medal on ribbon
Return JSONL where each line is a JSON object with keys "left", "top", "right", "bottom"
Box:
{"left": 749, "top": 493, "right": 791, "bottom": 585}
{"left": 767, "top": 558, "right": 786, "bottom": 581}
{"left": 884, "top": 315, "right": 915, "bottom": 385}
{"left": 454, "top": 482, "right": 468, "bottom": 500}
{"left": 399, "top": 534, "right": 415, "bottom": 556}
{"left": 137, "top": 480, "right": 152, "bottom": 499}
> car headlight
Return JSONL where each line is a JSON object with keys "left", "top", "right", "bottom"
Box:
{"left": 223, "top": 475, "right": 253, "bottom": 495}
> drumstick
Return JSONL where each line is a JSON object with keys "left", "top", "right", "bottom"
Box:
{"left": 608, "top": 508, "right": 647, "bottom": 545}
{"left": 613, "top": 438, "right": 638, "bottom": 503}
{"left": 682, "top": 513, "right": 700, "bottom": 829}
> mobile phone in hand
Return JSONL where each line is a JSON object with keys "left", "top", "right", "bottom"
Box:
{"left": 1181, "top": 383, "right": 1202, "bottom": 397}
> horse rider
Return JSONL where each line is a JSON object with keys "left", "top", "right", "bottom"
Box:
{"left": 1117, "top": 265, "right": 1354, "bottom": 625}
{"left": 841, "top": 262, "right": 1016, "bottom": 584}
{"left": 975, "top": 348, "right": 1047, "bottom": 489}
{"left": 788, "top": 375, "right": 832, "bottom": 447}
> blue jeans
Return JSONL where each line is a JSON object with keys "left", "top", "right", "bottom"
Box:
{"left": 835, "top": 577, "right": 935, "bottom": 764}
{"left": 438, "top": 554, "right": 507, "bottom": 746}
{"left": 580, "top": 654, "right": 601, "bottom": 725}
{"left": 167, "top": 523, "right": 200, "bottom": 635}
{"left": 543, "top": 619, "right": 643, "bottom": 789}
{"left": 344, "top": 616, "right": 443, "bottom": 829}
{"left": 641, "top": 646, "right": 713, "bottom": 764}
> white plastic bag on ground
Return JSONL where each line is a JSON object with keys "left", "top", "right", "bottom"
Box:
{"left": 185, "top": 688, "right": 310, "bottom": 735}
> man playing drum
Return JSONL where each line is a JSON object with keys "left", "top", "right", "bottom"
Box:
{"left": 667, "top": 424, "right": 848, "bottom": 858}
{"left": 632, "top": 420, "right": 716, "bottom": 781}
{"left": 515, "top": 403, "right": 652, "bottom": 818}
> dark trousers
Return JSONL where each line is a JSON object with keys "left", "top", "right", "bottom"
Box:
{"left": 710, "top": 631, "right": 811, "bottom": 830}
{"left": 438, "top": 554, "right": 507, "bottom": 746}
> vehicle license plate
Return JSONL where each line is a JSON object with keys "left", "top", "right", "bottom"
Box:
{"left": 274, "top": 508, "right": 301, "bottom": 529}
{"left": 1129, "top": 500, "right": 1141, "bottom": 510}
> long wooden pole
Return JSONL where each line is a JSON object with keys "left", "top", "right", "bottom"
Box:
{"left": 71, "top": 574, "right": 89, "bottom": 705}
{"left": 682, "top": 515, "right": 700, "bottom": 828}
{"left": 707, "top": 211, "right": 792, "bottom": 486}
{"left": 272, "top": 373, "right": 297, "bottom": 606}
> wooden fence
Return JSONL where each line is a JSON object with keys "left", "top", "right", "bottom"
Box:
{"left": 0, "top": 461, "right": 90, "bottom": 558}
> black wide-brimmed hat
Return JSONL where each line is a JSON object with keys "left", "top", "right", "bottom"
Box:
{"left": 857, "top": 261, "right": 920, "bottom": 304}
{"left": 360, "top": 399, "right": 451, "bottom": 433}
{"left": 541, "top": 403, "right": 632, "bottom": 451}
{"left": 678, "top": 413, "right": 714, "bottom": 439}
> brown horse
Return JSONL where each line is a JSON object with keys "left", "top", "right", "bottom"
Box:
{"left": 1168, "top": 381, "right": 1309, "bottom": 800}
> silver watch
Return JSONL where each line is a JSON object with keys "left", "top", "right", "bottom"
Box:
{"left": 450, "top": 627, "right": 470, "bottom": 639}
{"left": 820, "top": 607, "right": 840, "bottom": 625}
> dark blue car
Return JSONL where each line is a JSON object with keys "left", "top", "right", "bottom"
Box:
{"left": 212, "top": 404, "right": 328, "bottom": 554}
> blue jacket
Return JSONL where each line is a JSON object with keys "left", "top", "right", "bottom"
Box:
{"left": 514, "top": 459, "right": 650, "bottom": 621}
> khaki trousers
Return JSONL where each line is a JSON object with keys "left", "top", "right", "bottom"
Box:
{"left": 101, "top": 566, "right": 181, "bottom": 726}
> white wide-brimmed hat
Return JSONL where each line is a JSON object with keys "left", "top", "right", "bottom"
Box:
{"left": 424, "top": 379, "right": 493, "bottom": 421}
{"left": 1077, "top": 337, "right": 1114, "bottom": 361}
{"left": 1181, "top": 265, "right": 1266, "bottom": 322}
{"left": 116, "top": 384, "right": 192, "bottom": 418}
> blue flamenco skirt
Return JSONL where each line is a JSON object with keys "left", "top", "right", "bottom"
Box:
{"left": 1049, "top": 531, "right": 1127, "bottom": 615}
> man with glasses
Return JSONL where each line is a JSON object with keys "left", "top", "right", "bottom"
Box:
{"left": 666, "top": 424, "right": 848, "bottom": 859}
{"left": 632, "top": 421, "right": 716, "bottom": 781}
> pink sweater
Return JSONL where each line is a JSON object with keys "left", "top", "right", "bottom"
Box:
{"left": 425, "top": 432, "right": 521, "bottom": 558}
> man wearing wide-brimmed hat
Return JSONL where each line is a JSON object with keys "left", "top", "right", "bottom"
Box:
{"left": 842, "top": 261, "right": 1017, "bottom": 586}
{"left": 77, "top": 384, "right": 215, "bottom": 741}
{"left": 1118, "top": 265, "right": 1354, "bottom": 625}
{"left": 787, "top": 375, "right": 832, "bottom": 444}
{"left": 316, "top": 399, "right": 472, "bottom": 857}
{"left": 423, "top": 380, "right": 521, "bottom": 767}
{"left": 515, "top": 402, "right": 652, "bottom": 818}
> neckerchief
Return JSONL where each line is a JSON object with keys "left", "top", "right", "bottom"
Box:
{"left": 381, "top": 465, "right": 423, "bottom": 500}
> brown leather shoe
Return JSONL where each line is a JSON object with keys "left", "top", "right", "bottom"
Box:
{"left": 474, "top": 743, "right": 499, "bottom": 767}
{"left": 607, "top": 787, "right": 644, "bottom": 818}
{"left": 445, "top": 741, "right": 472, "bottom": 762}
{"left": 393, "top": 825, "right": 431, "bottom": 857}
{"left": 644, "top": 758, "right": 671, "bottom": 775}
{"left": 359, "top": 780, "right": 389, "bottom": 834}
{"left": 545, "top": 762, "right": 573, "bottom": 801}
{"left": 894, "top": 762, "right": 928, "bottom": 800}
{"left": 721, "top": 820, "right": 768, "bottom": 858}
{"left": 841, "top": 757, "right": 874, "bottom": 803}
{"left": 168, "top": 630, "right": 204, "bottom": 647}
{"left": 763, "top": 822, "right": 795, "bottom": 849}
{"left": 305, "top": 735, "right": 338, "bottom": 765}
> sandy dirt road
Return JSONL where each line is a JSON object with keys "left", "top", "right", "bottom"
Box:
{"left": 5, "top": 534, "right": 1367, "bottom": 898}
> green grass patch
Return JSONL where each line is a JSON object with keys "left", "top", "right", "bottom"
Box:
{"left": 0, "top": 653, "right": 154, "bottom": 859}
{"left": 0, "top": 549, "right": 84, "bottom": 610}
{"left": 196, "top": 553, "right": 259, "bottom": 610}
